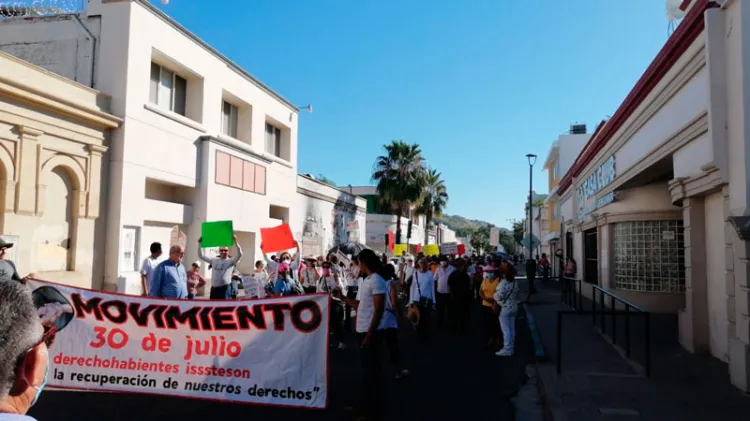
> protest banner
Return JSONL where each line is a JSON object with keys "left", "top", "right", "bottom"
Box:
{"left": 27, "top": 279, "right": 329, "bottom": 409}
{"left": 457, "top": 244, "right": 466, "bottom": 255}
{"left": 201, "top": 221, "right": 234, "bottom": 248}
{"left": 392, "top": 244, "right": 408, "bottom": 256}
{"left": 424, "top": 244, "right": 439, "bottom": 256}
{"left": 489, "top": 228, "right": 500, "bottom": 247}
{"left": 387, "top": 231, "right": 394, "bottom": 252}
{"left": 336, "top": 251, "right": 351, "bottom": 268}
{"left": 261, "top": 223, "right": 296, "bottom": 253}
{"left": 440, "top": 242, "right": 458, "bottom": 255}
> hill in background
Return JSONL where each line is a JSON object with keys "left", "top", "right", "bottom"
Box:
{"left": 438, "top": 214, "right": 509, "bottom": 238}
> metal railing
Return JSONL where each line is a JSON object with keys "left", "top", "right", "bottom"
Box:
{"left": 556, "top": 277, "right": 651, "bottom": 377}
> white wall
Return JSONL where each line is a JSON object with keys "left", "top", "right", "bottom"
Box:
{"left": 705, "top": 191, "right": 729, "bottom": 362}
{"left": 291, "top": 175, "right": 366, "bottom": 258}
{"left": 673, "top": 133, "right": 713, "bottom": 178}
{"left": 558, "top": 133, "right": 591, "bottom": 177}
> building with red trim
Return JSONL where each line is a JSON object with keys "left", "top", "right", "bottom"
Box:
{"left": 549, "top": 0, "right": 750, "bottom": 391}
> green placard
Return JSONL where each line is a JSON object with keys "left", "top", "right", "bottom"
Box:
{"left": 201, "top": 221, "right": 234, "bottom": 248}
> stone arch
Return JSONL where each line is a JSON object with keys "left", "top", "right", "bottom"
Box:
{"left": 40, "top": 154, "right": 85, "bottom": 193}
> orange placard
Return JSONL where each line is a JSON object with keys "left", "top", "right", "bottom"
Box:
{"left": 260, "top": 223, "right": 296, "bottom": 253}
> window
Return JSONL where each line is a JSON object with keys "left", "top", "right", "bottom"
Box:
{"left": 613, "top": 220, "right": 685, "bottom": 292}
{"left": 221, "top": 101, "right": 238, "bottom": 138}
{"left": 215, "top": 151, "right": 266, "bottom": 195}
{"left": 265, "top": 122, "right": 281, "bottom": 157}
{"left": 149, "top": 62, "right": 187, "bottom": 116}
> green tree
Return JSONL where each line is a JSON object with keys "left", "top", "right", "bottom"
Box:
{"left": 512, "top": 220, "right": 525, "bottom": 246}
{"left": 416, "top": 168, "right": 449, "bottom": 244}
{"left": 372, "top": 140, "right": 426, "bottom": 244}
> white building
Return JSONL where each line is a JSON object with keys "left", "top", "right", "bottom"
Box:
{"left": 292, "top": 175, "right": 366, "bottom": 258}
{"left": 552, "top": 0, "right": 750, "bottom": 392}
{"left": 0, "top": 0, "right": 302, "bottom": 292}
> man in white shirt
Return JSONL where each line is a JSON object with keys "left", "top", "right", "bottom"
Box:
{"left": 197, "top": 235, "right": 242, "bottom": 299}
{"left": 139, "top": 242, "right": 163, "bottom": 296}
{"left": 434, "top": 255, "right": 455, "bottom": 328}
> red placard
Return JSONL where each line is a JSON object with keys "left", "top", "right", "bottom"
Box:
{"left": 260, "top": 223, "right": 296, "bottom": 253}
{"left": 457, "top": 244, "right": 466, "bottom": 255}
{"left": 416, "top": 244, "right": 422, "bottom": 253}
{"left": 387, "top": 230, "right": 394, "bottom": 252}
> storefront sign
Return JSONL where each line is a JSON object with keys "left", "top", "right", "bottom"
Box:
{"left": 577, "top": 156, "right": 617, "bottom": 221}
{"left": 28, "top": 279, "right": 329, "bottom": 408}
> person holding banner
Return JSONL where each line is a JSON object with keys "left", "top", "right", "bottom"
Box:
{"left": 198, "top": 234, "right": 242, "bottom": 300}
{"left": 333, "top": 249, "right": 387, "bottom": 421}
{"left": 0, "top": 282, "right": 49, "bottom": 420}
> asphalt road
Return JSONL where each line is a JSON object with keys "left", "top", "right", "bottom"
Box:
{"left": 30, "top": 298, "right": 533, "bottom": 421}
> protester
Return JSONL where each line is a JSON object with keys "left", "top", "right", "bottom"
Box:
{"left": 149, "top": 245, "right": 188, "bottom": 299}
{"left": 479, "top": 265, "right": 501, "bottom": 349}
{"left": 334, "top": 249, "right": 386, "bottom": 421}
{"left": 244, "top": 260, "right": 268, "bottom": 298}
{"left": 564, "top": 256, "right": 577, "bottom": 278}
{"left": 300, "top": 256, "right": 320, "bottom": 294}
{"left": 410, "top": 258, "right": 435, "bottom": 342}
{"left": 344, "top": 256, "right": 360, "bottom": 332}
{"left": 447, "top": 258, "right": 471, "bottom": 333}
{"left": 380, "top": 268, "right": 409, "bottom": 380}
{"left": 317, "top": 261, "right": 347, "bottom": 349}
{"left": 539, "top": 253, "right": 550, "bottom": 282}
{"left": 494, "top": 261, "right": 520, "bottom": 356}
{"left": 139, "top": 242, "right": 163, "bottom": 296}
{"left": 525, "top": 256, "right": 538, "bottom": 294}
{"left": 434, "top": 255, "right": 454, "bottom": 328}
{"left": 198, "top": 234, "right": 242, "bottom": 299}
{"left": 186, "top": 261, "right": 206, "bottom": 299}
{"left": 263, "top": 242, "right": 301, "bottom": 284}
{"left": 271, "top": 263, "right": 303, "bottom": 297}
{"left": 0, "top": 282, "right": 48, "bottom": 420}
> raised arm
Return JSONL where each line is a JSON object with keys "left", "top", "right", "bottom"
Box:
{"left": 230, "top": 235, "right": 243, "bottom": 264}
{"left": 197, "top": 237, "right": 213, "bottom": 263}
{"left": 292, "top": 241, "right": 301, "bottom": 267}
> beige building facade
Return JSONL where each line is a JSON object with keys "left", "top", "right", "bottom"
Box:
{"left": 553, "top": 0, "right": 750, "bottom": 392}
{"left": 0, "top": 52, "right": 120, "bottom": 289}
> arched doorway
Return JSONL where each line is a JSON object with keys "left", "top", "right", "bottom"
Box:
{"left": 36, "top": 166, "right": 75, "bottom": 271}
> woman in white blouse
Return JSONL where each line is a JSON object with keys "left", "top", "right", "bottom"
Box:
{"left": 317, "top": 261, "right": 347, "bottom": 349}
{"left": 409, "top": 258, "right": 435, "bottom": 342}
{"left": 493, "top": 261, "right": 520, "bottom": 356}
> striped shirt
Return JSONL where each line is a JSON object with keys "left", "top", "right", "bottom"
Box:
{"left": 149, "top": 260, "right": 188, "bottom": 299}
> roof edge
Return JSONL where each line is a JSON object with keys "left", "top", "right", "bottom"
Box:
{"left": 557, "top": 0, "right": 711, "bottom": 195}
{"left": 134, "top": 0, "right": 299, "bottom": 112}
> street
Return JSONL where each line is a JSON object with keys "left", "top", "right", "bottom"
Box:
{"left": 30, "top": 300, "right": 535, "bottom": 421}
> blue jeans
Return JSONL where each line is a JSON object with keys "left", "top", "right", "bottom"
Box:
{"left": 499, "top": 308, "right": 516, "bottom": 351}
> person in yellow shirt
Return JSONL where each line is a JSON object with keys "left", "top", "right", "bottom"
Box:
{"left": 479, "top": 266, "right": 501, "bottom": 349}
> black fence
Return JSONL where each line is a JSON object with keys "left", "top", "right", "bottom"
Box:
{"left": 557, "top": 277, "right": 651, "bottom": 376}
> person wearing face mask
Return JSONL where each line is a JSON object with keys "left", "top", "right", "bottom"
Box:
{"left": 433, "top": 255, "right": 455, "bottom": 329}
{"left": 479, "top": 265, "right": 502, "bottom": 349}
{"left": 317, "top": 261, "right": 347, "bottom": 349}
{"left": 0, "top": 282, "right": 49, "bottom": 420}
{"left": 263, "top": 243, "right": 301, "bottom": 284}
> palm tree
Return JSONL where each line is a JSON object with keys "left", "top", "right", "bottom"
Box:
{"left": 371, "top": 140, "right": 426, "bottom": 244}
{"left": 416, "top": 168, "right": 449, "bottom": 244}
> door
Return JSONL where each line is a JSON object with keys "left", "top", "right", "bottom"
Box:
{"left": 584, "top": 228, "right": 598, "bottom": 285}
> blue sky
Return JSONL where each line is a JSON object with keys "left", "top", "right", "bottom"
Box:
{"left": 155, "top": 0, "right": 672, "bottom": 229}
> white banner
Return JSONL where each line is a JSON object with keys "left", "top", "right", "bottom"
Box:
{"left": 28, "top": 279, "right": 329, "bottom": 408}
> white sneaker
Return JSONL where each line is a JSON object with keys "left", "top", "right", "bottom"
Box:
{"left": 495, "top": 348, "right": 514, "bottom": 357}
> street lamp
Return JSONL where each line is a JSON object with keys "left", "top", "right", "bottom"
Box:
{"left": 526, "top": 153, "right": 537, "bottom": 293}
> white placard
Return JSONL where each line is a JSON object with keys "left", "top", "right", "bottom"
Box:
{"left": 439, "top": 242, "right": 458, "bottom": 255}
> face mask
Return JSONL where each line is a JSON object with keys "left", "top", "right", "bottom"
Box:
{"left": 282, "top": 259, "right": 291, "bottom": 264}
{"left": 323, "top": 269, "right": 331, "bottom": 276}
{"left": 30, "top": 358, "right": 49, "bottom": 407}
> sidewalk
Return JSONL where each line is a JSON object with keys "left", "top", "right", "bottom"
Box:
{"left": 523, "top": 278, "right": 750, "bottom": 421}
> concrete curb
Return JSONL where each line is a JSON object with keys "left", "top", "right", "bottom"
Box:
{"left": 522, "top": 303, "right": 567, "bottom": 421}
